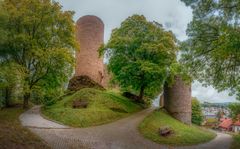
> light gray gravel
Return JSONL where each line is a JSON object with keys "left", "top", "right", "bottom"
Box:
{"left": 20, "top": 106, "right": 233, "bottom": 149}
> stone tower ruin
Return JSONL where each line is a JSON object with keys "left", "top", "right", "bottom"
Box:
{"left": 164, "top": 75, "right": 192, "bottom": 125}
{"left": 75, "top": 15, "right": 105, "bottom": 85}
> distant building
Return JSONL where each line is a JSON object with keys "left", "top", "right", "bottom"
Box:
{"left": 218, "top": 118, "right": 240, "bottom": 133}
{"left": 232, "top": 121, "right": 240, "bottom": 133}
{"left": 205, "top": 115, "right": 217, "bottom": 119}
{"left": 237, "top": 114, "right": 240, "bottom": 120}
{"left": 202, "top": 106, "right": 230, "bottom": 120}
{"left": 219, "top": 118, "right": 232, "bottom": 131}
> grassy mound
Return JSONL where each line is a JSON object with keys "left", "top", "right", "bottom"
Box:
{"left": 139, "top": 109, "right": 216, "bottom": 146}
{"left": 42, "top": 88, "right": 142, "bottom": 127}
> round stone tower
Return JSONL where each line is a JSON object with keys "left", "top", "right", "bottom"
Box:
{"left": 164, "top": 75, "right": 192, "bottom": 125}
{"left": 75, "top": 15, "right": 105, "bottom": 85}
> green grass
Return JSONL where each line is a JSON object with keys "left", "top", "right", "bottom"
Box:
{"left": 231, "top": 134, "right": 240, "bottom": 149}
{"left": 139, "top": 109, "right": 216, "bottom": 146}
{"left": 206, "top": 118, "right": 218, "bottom": 123}
{"left": 42, "top": 88, "right": 143, "bottom": 127}
{"left": 0, "top": 106, "right": 49, "bottom": 149}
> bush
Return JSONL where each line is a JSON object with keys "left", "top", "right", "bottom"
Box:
{"left": 31, "top": 88, "right": 64, "bottom": 106}
{"left": 0, "top": 97, "right": 4, "bottom": 109}
{"left": 42, "top": 89, "right": 64, "bottom": 106}
{"left": 192, "top": 97, "right": 204, "bottom": 125}
{"left": 41, "top": 97, "right": 57, "bottom": 107}
{"left": 0, "top": 90, "right": 5, "bottom": 109}
{"left": 0, "top": 88, "right": 15, "bottom": 108}
{"left": 122, "top": 92, "right": 139, "bottom": 101}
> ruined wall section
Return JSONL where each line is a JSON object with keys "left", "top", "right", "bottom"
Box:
{"left": 102, "top": 64, "right": 111, "bottom": 87}
{"left": 75, "top": 15, "right": 105, "bottom": 85}
{"left": 159, "top": 94, "right": 164, "bottom": 107}
{"left": 164, "top": 75, "right": 192, "bottom": 125}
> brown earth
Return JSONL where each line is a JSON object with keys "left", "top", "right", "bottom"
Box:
{"left": 0, "top": 106, "right": 49, "bottom": 149}
{"left": 68, "top": 75, "right": 105, "bottom": 91}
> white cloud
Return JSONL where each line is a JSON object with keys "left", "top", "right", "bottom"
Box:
{"left": 55, "top": 0, "right": 237, "bottom": 103}
{"left": 192, "top": 81, "right": 237, "bottom": 103}
{"left": 56, "top": 0, "right": 192, "bottom": 42}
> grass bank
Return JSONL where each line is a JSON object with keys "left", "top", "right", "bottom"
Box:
{"left": 139, "top": 109, "right": 216, "bottom": 146}
{"left": 231, "top": 134, "right": 240, "bottom": 149}
{"left": 0, "top": 106, "right": 49, "bottom": 149}
{"left": 42, "top": 88, "right": 143, "bottom": 127}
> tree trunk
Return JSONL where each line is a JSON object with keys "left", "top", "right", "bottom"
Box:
{"left": 23, "top": 93, "right": 30, "bottom": 109}
{"left": 138, "top": 86, "right": 145, "bottom": 101}
{"left": 5, "top": 88, "right": 11, "bottom": 107}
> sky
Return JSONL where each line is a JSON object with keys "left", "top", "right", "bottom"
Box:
{"left": 56, "top": 0, "right": 237, "bottom": 103}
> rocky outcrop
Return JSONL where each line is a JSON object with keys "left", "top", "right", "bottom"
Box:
{"left": 68, "top": 75, "right": 104, "bottom": 91}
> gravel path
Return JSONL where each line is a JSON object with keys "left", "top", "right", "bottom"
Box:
{"left": 179, "top": 132, "right": 232, "bottom": 149}
{"left": 20, "top": 106, "right": 232, "bottom": 149}
{"left": 20, "top": 106, "right": 69, "bottom": 129}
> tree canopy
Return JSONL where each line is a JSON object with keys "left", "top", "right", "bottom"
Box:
{"left": 100, "top": 15, "right": 178, "bottom": 101}
{"left": 180, "top": 0, "right": 240, "bottom": 100}
{"left": 229, "top": 103, "right": 240, "bottom": 119}
{"left": 0, "top": 0, "right": 77, "bottom": 108}
{"left": 0, "top": 62, "right": 23, "bottom": 108}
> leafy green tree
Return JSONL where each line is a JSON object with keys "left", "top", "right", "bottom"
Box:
{"left": 166, "top": 62, "right": 192, "bottom": 87}
{"left": 216, "top": 110, "right": 224, "bottom": 121}
{"left": 180, "top": 0, "right": 240, "bottom": 100}
{"left": 0, "top": 62, "right": 23, "bottom": 107}
{"left": 0, "top": 0, "right": 77, "bottom": 108}
{"left": 100, "top": 15, "right": 178, "bottom": 102}
{"left": 229, "top": 103, "right": 240, "bottom": 119}
{"left": 192, "top": 97, "right": 204, "bottom": 125}
{"left": 0, "top": 0, "right": 8, "bottom": 47}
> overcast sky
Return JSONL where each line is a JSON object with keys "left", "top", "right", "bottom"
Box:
{"left": 56, "top": 0, "right": 237, "bottom": 103}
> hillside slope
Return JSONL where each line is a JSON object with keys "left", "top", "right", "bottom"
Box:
{"left": 42, "top": 88, "right": 142, "bottom": 127}
{"left": 139, "top": 109, "right": 216, "bottom": 146}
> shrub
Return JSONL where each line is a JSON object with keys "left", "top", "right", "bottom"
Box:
{"left": 31, "top": 88, "right": 64, "bottom": 106}
{"left": 0, "top": 97, "right": 4, "bottom": 109}
{"left": 229, "top": 103, "right": 240, "bottom": 119}
{"left": 192, "top": 97, "right": 204, "bottom": 125}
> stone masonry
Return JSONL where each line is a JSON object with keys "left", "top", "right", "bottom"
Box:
{"left": 164, "top": 75, "right": 192, "bottom": 125}
{"left": 75, "top": 15, "right": 105, "bottom": 86}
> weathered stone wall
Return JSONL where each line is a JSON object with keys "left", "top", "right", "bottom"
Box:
{"left": 75, "top": 15, "right": 105, "bottom": 85}
{"left": 159, "top": 94, "right": 164, "bottom": 107}
{"left": 102, "top": 64, "right": 110, "bottom": 87}
{"left": 164, "top": 75, "right": 192, "bottom": 125}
